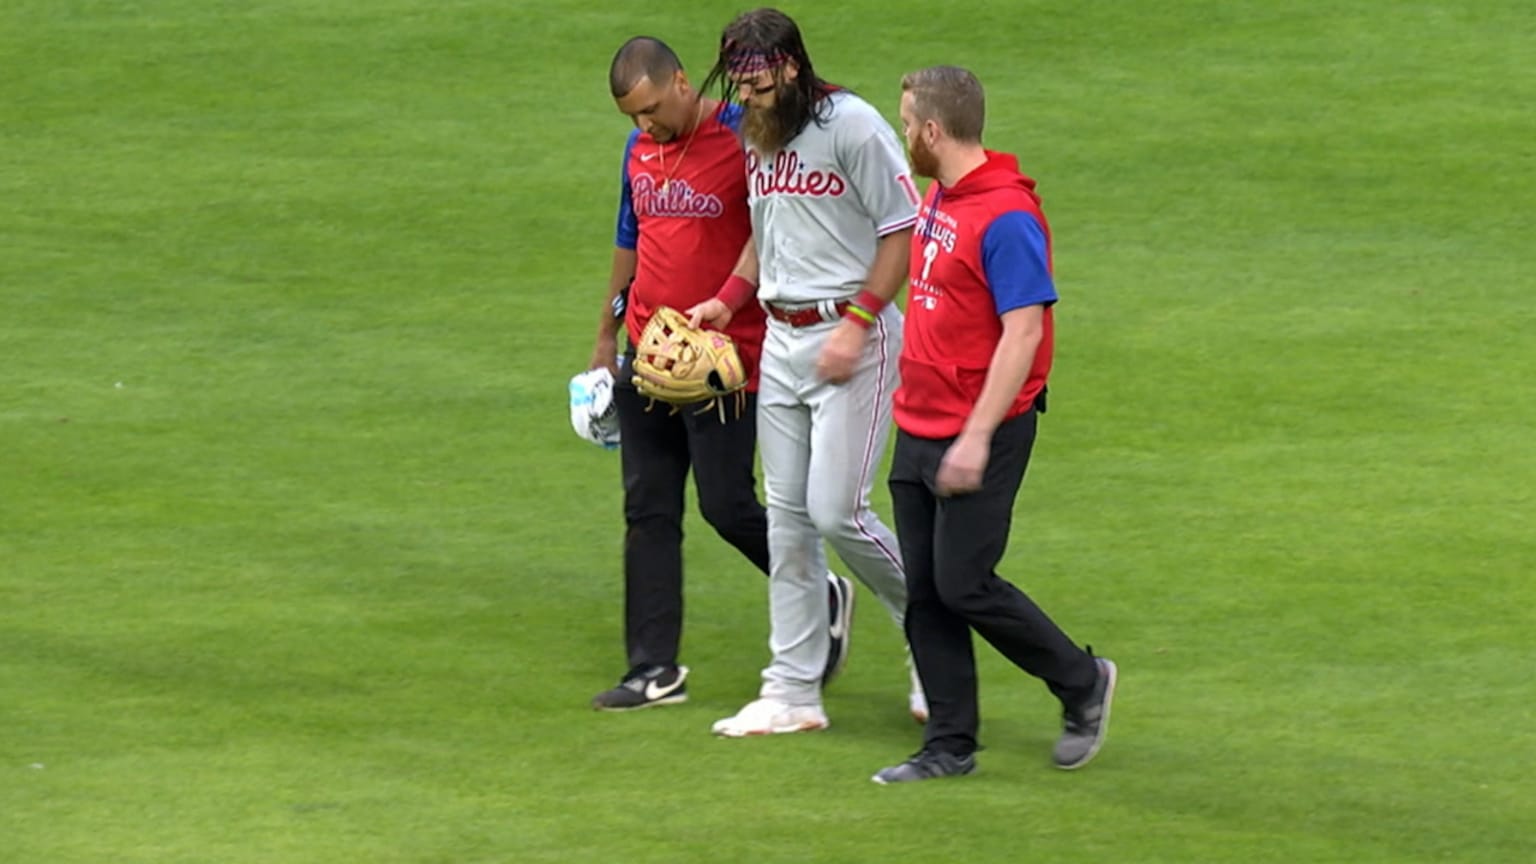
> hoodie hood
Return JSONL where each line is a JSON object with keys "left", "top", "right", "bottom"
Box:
{"left": 943, "top": 150, "right": 1040, "bottom": 205}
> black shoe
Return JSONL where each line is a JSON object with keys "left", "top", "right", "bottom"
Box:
{"left": 821, "top": 573, "right": 855, "bottom": 687}
{"left": 591, "top": 665, "right": 689, "bottom": 712}
{"left": 1053, "top": 656, "right": 1117, "bottom": 769}
{"left": 871, "top": 749, "right": 977, "bottom": 784}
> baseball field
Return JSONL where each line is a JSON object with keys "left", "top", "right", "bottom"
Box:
{"left": 3, "top": 1, "right": 1532, "bottom": 861}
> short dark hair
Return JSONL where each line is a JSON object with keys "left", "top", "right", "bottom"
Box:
{"left": 704, "top": 8, "right": 837, "bottom": 134}
{"left": 901, "top": 65, "right": 986, "bottom": 143}
{"left": 609, "top": 36, "right": 682, "bottom": 99}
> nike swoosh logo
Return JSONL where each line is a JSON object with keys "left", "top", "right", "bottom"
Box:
{"left": 828, "top": 596, "right": 847, "bottom": 639}
{"left": 645, "top": 676, "right": 683, "bottom": 700}
{"left": 827, "top": 579, "right": 850, "bottom": 639}
{"left": 639, "top": 153, "right": 658, "bottom": 162}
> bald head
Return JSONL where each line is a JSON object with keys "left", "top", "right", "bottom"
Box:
{"left": 609, "top": 36, "right": 683, "bottom": 98}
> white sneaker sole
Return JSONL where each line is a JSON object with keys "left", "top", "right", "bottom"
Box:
{"left": 709, "top": 716, "right": 829, "bottom": 737}
{"left": 711, "top": 717, "right": 830, "bottom": 738}
{"left": 594, "top": 693, "right": 688, "bottom": 713}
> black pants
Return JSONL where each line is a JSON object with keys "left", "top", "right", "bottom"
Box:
{"left": 888, "top": 410, "right": 1097, "bottom": 755}
{"left": 616, "top": 357, "right": 770, "bottom": 671}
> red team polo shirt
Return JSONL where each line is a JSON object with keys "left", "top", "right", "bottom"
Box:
{"left": 894, "top": 151, "right": 1058, "bottom": 439}
{"left": 616, "top": 102, "right": 765, "bottom": 388}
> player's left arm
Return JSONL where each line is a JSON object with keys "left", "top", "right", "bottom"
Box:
{"left": 936, "top": 210, "right": 1057, "bottom": 495}
{"left": 844, "top": 108, "right": 919, "bottom": 307}
{"left": 863, "top": 226, "right": 913, "bottom": 306}
{"left": 817, "top": 107, "right": 920, "bottom": 382}
{"left": 820, "top": 222, "right": 910, "bottom": 383}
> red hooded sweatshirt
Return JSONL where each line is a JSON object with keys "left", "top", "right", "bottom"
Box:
{"left": 894, "top": 150, "right": 1057, "bottom": 439}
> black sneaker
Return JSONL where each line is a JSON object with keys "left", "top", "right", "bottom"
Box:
{"left": 871, "top": 749, "right": 977, "bottom": 784}
{"left": 1053, "top": 656, "right": 1117, "bottom": 769}
{"left": 591, "top": 665, "right": 689, "bottom": 712}
{"left": 821, "top": 573, "right": 855, "bottom": 687}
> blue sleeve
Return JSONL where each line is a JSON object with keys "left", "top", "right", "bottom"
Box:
{"left": 981, "top": 210, "right": 1056, "bottom": 315}
{"left": 615, "top": 131, "right": 640, "bottom": 250}
{"left": 717, "top": 102, "right": 744, "bottom": 134}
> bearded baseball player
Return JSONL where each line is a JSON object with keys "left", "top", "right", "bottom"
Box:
{"left": 872, "top": 67, "right": 1116, "bottom": 784}
{"left": 689, "top": 8, "right": 926, "bottom": 736}
{"left": 588, "top": 37, "right": 854, "bottom": 713}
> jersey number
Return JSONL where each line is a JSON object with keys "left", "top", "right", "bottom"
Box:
{"left": 921, "top": 240, "right": 939, "bottom": 281}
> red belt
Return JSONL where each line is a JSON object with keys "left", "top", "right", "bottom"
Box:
{"left": 764, "top": 301, "right": 849, "bottom": 327}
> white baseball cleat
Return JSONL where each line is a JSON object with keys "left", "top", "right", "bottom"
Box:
{"left": 909, "top": 665, "right": 929, "bottom": 724}
{"left": 711, "top": 698, "right": 829, "bottom": 737}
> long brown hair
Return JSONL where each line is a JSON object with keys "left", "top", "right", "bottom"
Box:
{"left": 703, "top": 8, "right": 839, "bottom": 140}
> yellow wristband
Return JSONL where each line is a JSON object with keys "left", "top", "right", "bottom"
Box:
{"left": 845, "top": 304, "right": 876, "bottom": 329}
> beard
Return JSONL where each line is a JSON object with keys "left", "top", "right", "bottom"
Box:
{"left": 907, "top": 133, "right": 940, "bottom": 180}
{"left": 742, "top": 83, "right": 810, "bottom": 154}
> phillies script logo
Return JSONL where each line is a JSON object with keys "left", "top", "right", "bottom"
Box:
{"left": 632, "top": 175, "right": 725, "bottom": 218}
{"left": 747, "top": 150, "right": 847, "bottom": 197}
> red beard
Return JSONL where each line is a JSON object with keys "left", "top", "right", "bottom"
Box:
{"left": 907, "top": 133, "right": 939, "bottom": 180}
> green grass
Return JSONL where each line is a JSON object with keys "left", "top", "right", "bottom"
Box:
{"left": 3, "top": 1, "right": 1533, "bottom": 861}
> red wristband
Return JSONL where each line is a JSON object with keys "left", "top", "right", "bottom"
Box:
{"left": 716, "top": 275, "right": 757, "bottom": 312}
{"left": 853, "top": 289, "right": 887, "bottom": 315}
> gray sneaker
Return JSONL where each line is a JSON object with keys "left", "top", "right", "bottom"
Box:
{"left": 591, "top": 665, "right": 689, "bottom": 712}
{"left": 871, "top": 749, "right": 976, "bottom": 784}
{"left": 1053, "top": 657, "right": 1117, "bottom": 769}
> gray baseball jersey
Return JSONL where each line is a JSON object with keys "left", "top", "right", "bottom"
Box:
{"left": 747, "top": 90, "right": 921, "bottom": 304}
{"left": 736, "top": 92, "right": 918, "bottom": 709}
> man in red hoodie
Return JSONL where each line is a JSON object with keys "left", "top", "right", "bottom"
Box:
{"left": 872, "top": 66, "right": 1118, "bottom": 784}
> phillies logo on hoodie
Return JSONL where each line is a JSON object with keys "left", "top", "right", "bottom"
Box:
{"left": 746, "top": 150, "right": 847, "bottom": 198}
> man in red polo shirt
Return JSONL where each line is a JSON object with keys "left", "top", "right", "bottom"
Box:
{"left": 872, "top": 66, "right": 1118, "bottom": 783}
{"left": 587, "top": 37, "right": 852, "bottom": 712}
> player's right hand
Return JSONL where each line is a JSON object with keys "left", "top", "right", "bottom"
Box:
{"left": 590, "top": 338, "right": 619, "bottom": 377}
{"left": 687, "top": 298, "right": 733, "bottom": 331}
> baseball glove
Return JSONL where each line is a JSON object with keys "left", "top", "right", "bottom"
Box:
{"left": 631, "top": 306, "right": 748, "bottom": 419}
